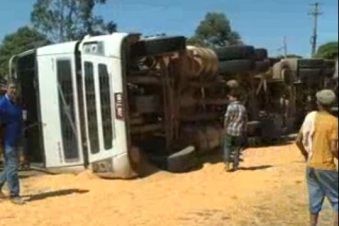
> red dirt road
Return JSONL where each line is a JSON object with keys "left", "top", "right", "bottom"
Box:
{"left": 0, "top": 144, "right": 335, "bottom": 226}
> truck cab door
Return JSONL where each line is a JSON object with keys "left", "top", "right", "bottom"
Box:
{"left": 80, "top": 40, "right": 129, "bottom": 165}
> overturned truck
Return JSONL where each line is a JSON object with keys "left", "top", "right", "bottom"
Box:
{"left": 271, "top": 57, "right": 338, "bottom": 126}
{"left": 9, "top": 33, "right": 285, "bottom": 178}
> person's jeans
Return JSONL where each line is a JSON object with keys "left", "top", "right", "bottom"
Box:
{"left": 223, "top": 135, "right": 243, "bottom": 168}
{"left": 0, "top": 145, "right": 20, "bottom": 197}
{"left": 306, "top": 167, "right": 338, "bottom": 214}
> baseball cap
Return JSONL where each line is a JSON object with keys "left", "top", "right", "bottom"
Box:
{"left": 316, "top": 89, "right": 336, "bottom": 106}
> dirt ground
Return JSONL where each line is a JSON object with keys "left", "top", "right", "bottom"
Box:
{"left": 0, "top": 144, "right": 335, "bottom": 226}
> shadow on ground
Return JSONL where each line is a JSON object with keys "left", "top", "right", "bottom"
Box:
{"left": 192, "top": 147, "right": 275, "bottom": 173}
{"left": 238, "top": 165, "right": 273, "bottom": 171}
{"left": 23, "top": 189, "right": 89, "bottom": 202}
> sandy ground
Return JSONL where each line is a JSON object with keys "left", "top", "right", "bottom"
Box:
{"left": 0, "top": 144, "right": 335, "bottom": 226}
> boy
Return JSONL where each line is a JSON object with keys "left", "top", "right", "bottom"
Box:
{"left": 223, "top": 89, "right": 247, "bottom": 172}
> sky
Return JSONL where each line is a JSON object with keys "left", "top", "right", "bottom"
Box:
{"left": 0, "top": 0, "right": 338, "bottom": 57}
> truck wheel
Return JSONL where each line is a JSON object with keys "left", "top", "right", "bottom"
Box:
{"left": 214, "top": 46, "right": 255, "bottom": 61}
{"left": 219, "top": 59, "right": 254, "bottom": 74}
{"left": 254, "top": 48, "right": 268, "bottom": 61}
{"left": 167, "top": 146, "right": 197, "bottom": 173}
{"left": 130, "top": 36, "right": 186, "bottom": 57}
{"left": 298, "top": 59, "right": 324, "bottom": 69}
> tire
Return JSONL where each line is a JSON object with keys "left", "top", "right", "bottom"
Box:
{"left": 130, "top": 36, "right": 186, "bottom": 57}
{"left": 167, "top": 146, "right": 197, "bottom": 173}
{"left": 254, "top": 59, "right": 270, "bottom": 73}
{"left": 298, "top": 59, "right": 324, "bottom": 69}
{"left": 254, "top": 48, "right": 268, "bottom": 61}
{"left": 214, "top": 46, "right": 255, "bottom": 61}
{"left": 219, "top": 59, "right": 254, "bottom": 74}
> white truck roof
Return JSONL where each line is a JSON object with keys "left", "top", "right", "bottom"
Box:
{"left": 36, "top": 33, "right": 131, "bottom": 58}
{"left": 79, "top": 33, "right": 129, "bottom": 58}
{"left": 37, "top": 41, "right": 78, "bottom": 56}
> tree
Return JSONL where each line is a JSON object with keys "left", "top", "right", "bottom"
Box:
{"left": 31, "top": 0, "right": 117, "bottom": 43}
{"left": 0, "top": 26, "right": 50, "bottom": 78}
{"left": 315, "top": 41, "right": 338, "bottom": 59}
{"left": 188, "top": 12, "right": 242, "bottom": 48}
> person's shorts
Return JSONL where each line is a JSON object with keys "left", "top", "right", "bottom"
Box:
{"left": 306, "top": 167, "right": 338, "bottom": 213}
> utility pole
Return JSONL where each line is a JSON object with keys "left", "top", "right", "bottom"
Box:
{"left": 283, "top": 36, "right": 288, "bottom": 58}
{"left": 309, "top": 2, "right": 322, "bottom": 57}
{"left": 277, "top": 36, "right": 288, "bottom": 58}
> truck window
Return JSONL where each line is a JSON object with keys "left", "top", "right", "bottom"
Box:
{"left": 84, "top": 62, "right": 99, "bottom": 154}
{"left": 98, "top": 64, "right": 113, "bottom": 150}
{"left": 56, "top": 59, "right": 79, "bottom": 161}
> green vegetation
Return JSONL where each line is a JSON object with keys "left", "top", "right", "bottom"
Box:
{"left": 187, "top": 12, "right": 242, "bottom": 48}
{"left": 315, "top": 41, "right": 338, "bottom": 59}
{"left": 0, "top": 26, "right": 49, "bottom": 78}
{"left": 31, "top": 0, "right": 116, "bottom": 42}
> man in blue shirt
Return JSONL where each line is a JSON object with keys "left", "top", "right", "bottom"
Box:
{"left": 0, "top": 82, "right": 25, "bottom": 205}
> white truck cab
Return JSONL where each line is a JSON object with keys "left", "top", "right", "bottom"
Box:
{"left": 10, "top": 33, "right": 135, "bottom": 178}
{"left": 10, "top": 33, "right": 190, "bottom": 178}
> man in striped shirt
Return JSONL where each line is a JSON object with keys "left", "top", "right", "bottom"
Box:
{"left": 223, "top": 89, "right": 247, "bottom": 172}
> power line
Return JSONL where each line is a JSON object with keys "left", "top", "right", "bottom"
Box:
{"left": 308, "top": 2, "right": 322, "bottom": 57}
{"left": 276, "top": 36, "right": 288, "bottom": 57}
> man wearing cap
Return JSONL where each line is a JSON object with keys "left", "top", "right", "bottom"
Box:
{"left": 0, "top": 82, "right": 25, "bottom": 205}
{"left": 296, "top": 89, "right": 338, "bottom": 226}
